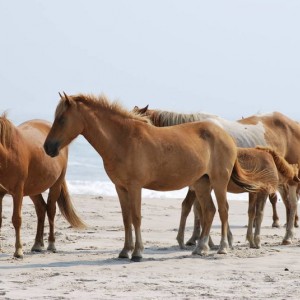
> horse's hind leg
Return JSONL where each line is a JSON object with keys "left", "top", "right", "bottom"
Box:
{"left": 12, "top": 191, "right": 24, "bottom": 258}
{"left": 282, "top": 184, "right": 298, "bottom": 245}
{"left": 0, "top": 193, "right": 4, "bottom": 230}
{"left": 47, "top": 184, "right": 61, "bottom": 252}
{"left": 0, "top": 193, "right": 5, "bottom": 250}
{"left": 295, "top": 210, "right": 299, "bottom": 228}
{"left": 214, "top": 186, "right": 230, "bottom": 254}
{"left": 269, "top": 193, "right": 280, "bottom": 228}
{"left": 30, "top": 194, "right": 47, "bottom": 252}
{"left": 186, "top": 201, "right": 201, "bottom": 246}
{"left": 254, "top": 192, "right": 268, "bottom": 248}
{"left": 192, "top": 176, "right": 215, "bottom": 256}
{"left": 191, "top": 197, "right": 216, "bottom": 249}
{"left": 115, "top": 185, "right": 134, "bottom": 259}
{"left": 246, "top": 193, "right": 257, "bottom": 248}
{"left": 176, "top": 189, "right": 196, "bottom": 248}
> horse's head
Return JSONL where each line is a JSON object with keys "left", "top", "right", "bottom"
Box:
{"left": 44, "top": 92, "right": 84, "bottom": 157}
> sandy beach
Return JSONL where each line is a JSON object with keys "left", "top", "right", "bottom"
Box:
{"left": 1, "top": 194, "right": 300, "bottom": 299}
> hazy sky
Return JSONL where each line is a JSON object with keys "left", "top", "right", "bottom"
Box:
{"left": 1, "top": 0, "right": 300, "bottom": 124}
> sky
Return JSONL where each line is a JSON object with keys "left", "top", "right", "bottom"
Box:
{"left": 1, "top": 0, "right": 300, "bottom": 125}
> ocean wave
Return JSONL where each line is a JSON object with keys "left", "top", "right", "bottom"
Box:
{"left": 66, "top": 180, "right": 250, "bottom": 200}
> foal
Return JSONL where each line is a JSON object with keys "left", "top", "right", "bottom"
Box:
{"left": 189, "top": 147, "right": 299, "bottom": 250}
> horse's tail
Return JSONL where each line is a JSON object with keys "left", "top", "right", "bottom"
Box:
{"left": 231, "top": 159, "right": 278, "bottom": 194}
{"left": 256, "top": 146, "right": 300, "bottom": 183}
{"left": 57, "top": 180, "right": 87, "bottom": 229}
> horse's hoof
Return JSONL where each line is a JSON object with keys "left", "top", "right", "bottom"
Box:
{"left": 31, "top": 243, "right": 44, "bottom": 252}
{"left": 118, "top": 250, "right": 130, "bottom": 259}
{"left": 14, "top": 252, "right": 24, "bottom": 259}
{"left": 217, "top": 248, "right": 227, "bottom": 255}
{"left": 31, "top": 247, "right": 43, "bottom": 253}
{"left": 47, "top": 245, "right": 57, "bottom": 253}
{"left": 186, "top": 240, "right": 196, "bottom": 246}
{"left": 295, "top": 223, "right": 299, "bottom": 228}
{"left": 272, "top": 222, "right": 280, "bottom": 228}
{"left": 131, "top": 256, "right": 142, "bottom": 262}
{"left": 282, "top": 239, "right": 292, "bottom": 245}
{"left": 192, "top": 248, "right": 208, "bottom": 256}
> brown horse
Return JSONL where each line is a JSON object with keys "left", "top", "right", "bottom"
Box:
{"left": 44, "top": 93, "right": 279, "bottom": 260}
{"left": 0, "top": 114, "right": 85, "bottom": 258}
{"left": 134, "top": 106, "right": 300, "bottom": 246}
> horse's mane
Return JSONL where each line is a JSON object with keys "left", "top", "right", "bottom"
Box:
{"left": 0, "top": 113, "right": 13, "bottom": 148}
{"left": 256, "top": 146, "right": 299, "bottom": 181}
{"left": 149, "top": 110, "right": 217, "bottom": 126}
{"left": 56, "top": 94, "right": 152, "bottom": 124}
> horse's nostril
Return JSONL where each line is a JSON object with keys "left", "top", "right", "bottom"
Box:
{"left": 44, "top": 142, "right": 50, "bottom": 155}
{"left": 43, "top": 140, "right": 59, "bottom": 157}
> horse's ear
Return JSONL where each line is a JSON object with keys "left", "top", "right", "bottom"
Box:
{"left": 63, "top": 91, "right": 71, "bottom": 105}
{"left": 139, "top": 105, "right": 149, "bottom": 114}
{"left": 58, "top": 92, "right": 63, "bottom": 99}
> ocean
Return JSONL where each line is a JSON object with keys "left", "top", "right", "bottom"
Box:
{"left": 66, "top": 136, "right": 249, "bottom": 201}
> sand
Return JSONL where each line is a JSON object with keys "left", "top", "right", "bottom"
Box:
{"left": 0, "top": 194, "right": 300, "bottom": 299}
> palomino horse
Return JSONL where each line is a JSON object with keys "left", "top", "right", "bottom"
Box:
{"left": 44, "top": 93, "right": 279, "bottom": 260}
{"left": 134, "top": 106, "right": 300, "bottom": 247}
{"left": 0, "top": 114, "right": 85, "bottom": 258}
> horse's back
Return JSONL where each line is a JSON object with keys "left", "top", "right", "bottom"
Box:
{"left": 239, "top": 112, "right": 300, "bottom": 162}
{"left": 18, "top": 119, "right": 68, "bottom": 155}
{"left": 18, "top": 119, "right": 51, "bottom": 138}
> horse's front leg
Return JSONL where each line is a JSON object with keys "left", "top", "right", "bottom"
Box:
{"left": 269, "top": 193, "right": 280, "bottom": 228}
{"left": 12, "top": 191, "right": 24, "bottom": 258}
{"left": 246, "top": 193, "right": 257, "bottom": 248}
{"left": 128, "top": 187, "right": 144, "bottom": 262}
{"left": 115, "top": 186, "right": 134, "bottom": 259}
{"left": 176, "top": 189, "right": 196, "bottom": 248}
{"left": 282, "top": 184, "right": 298, "bottom": 245}
{"left": 30, "top": 194, "right": 47, "bottom": 252}
{"left": 254, "top": 192, "right": 268, "bottom": 248}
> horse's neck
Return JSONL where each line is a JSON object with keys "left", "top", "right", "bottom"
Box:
{"left": 81, "top": 108, "right": 132, "bottom": 161}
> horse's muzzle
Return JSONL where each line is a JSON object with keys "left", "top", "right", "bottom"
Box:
{"left": 44, "top": 140, "right": 60, "bottom": 157}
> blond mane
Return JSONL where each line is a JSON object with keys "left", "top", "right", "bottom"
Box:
{"left": 148, "top": 110, "right": 217, "bottom": 126}
{"left": 0, "top": 113, "right": 13, "bottom": 148}
{"left": 56, "top": 94, "right": 152, "bottom": 124}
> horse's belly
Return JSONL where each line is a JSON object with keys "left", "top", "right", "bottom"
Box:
{"left": 144, "top": 182, "right": 187, "bottom": 191}
{"left": 144, "top": 174, "right": 200, "bottom": 191}
{"left": 23, "top": 161, "right": 63, "bottom": 196}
